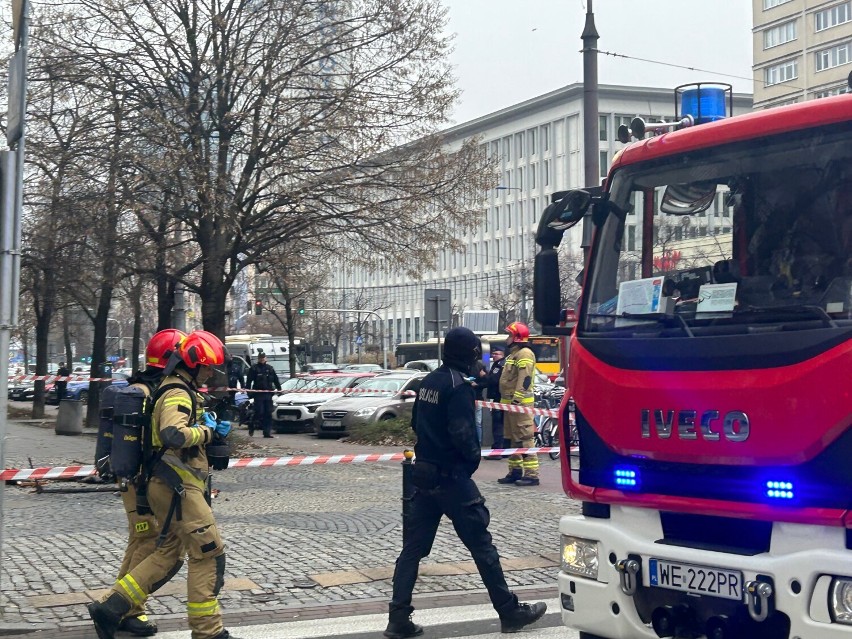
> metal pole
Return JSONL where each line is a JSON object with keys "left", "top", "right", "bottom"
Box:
{"left": 582, "top": 0, "right": 599, "bottom": 267}
{"left": 0, "top": 0, "right": 28, "bottom": 581}
{"left": 520, "top": 229, "right": 527, "bottom": 325}
{"left": 434, "top": 297, "right": 442, "bottom": 363}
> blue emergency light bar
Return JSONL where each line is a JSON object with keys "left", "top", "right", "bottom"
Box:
{"left": 676, "top": 83, "right": 732, "bottom": 125}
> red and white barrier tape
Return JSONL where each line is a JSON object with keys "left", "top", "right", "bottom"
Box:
{"left": 9, "top": 378, "right": 563, "bottom": 419}
{"left": 9, "top": 374, "right": 113, "bottom": 383}
{"left": 0, "top": 447, "right": 575, "bottom": 482}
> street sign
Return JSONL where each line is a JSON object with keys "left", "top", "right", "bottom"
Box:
{"left": 424, "top": 288, "right": 451, "bottom": 334}
{"left": 6, "top": 50, "right": 25, "bottom": 146}
{"left": 355, "top": 335, "right": 363, "bottom": 345}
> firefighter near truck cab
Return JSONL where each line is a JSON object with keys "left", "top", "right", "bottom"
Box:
{"left": 534, "top": 83, "right": 852, "bottom": 639}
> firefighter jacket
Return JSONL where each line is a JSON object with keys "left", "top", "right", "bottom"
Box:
{"left": 499, "top": 344, "right": 536, "bottom": 406}
{"left": 151, "top": 371, "right": 211, "bottom": 491}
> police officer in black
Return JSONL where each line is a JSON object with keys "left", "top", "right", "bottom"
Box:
{"left": 480, "top": 346, "right": 507, "bottom": 459}
{"left": 245, "top": 351, "right": 281, "bottom": 438}
{"left": 384, "top": 327, "right": 546, "bottom": 639}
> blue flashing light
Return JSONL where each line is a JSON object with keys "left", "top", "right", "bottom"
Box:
{"left": 614, "top": 467, "right": 638, "bottom": 488}
{"left": 681, "top": 87, "right": 727, "bottom": 124}
{"left": 765, "top": 480, "right": 795, "bottom": 500}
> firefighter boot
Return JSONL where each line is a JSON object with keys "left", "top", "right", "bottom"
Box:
{"left": 210, "top": 630, "right": 244, "bottom": 639}
{"left": 499, "top": 601, "right": 547, "bottom": 633}
{"left": 117, "top": 613, "right": 158, "bottom": 636}
{"left": 497, "top": 468, "right": 522, "bottom": 484}
{"left": 384, "top": 606, "right": 424, "bottom": 639}
{"left": 515, "top": 476, "right": 540, "bottom": 487}
{"left": 88, "top": 592, "right": 132, "bottom": 639}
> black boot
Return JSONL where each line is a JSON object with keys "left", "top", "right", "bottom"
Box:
{"left": 210, "top": 630, "right": 243, "bottom": 639}
{"left": 384, "top": 606, "right": 424, "bottom": 639}
{"left": 515, "top": 476, "right": 540, "bottom": 487}
{"left": 117, "top": 614, "right": 157, "bottom": 636}
{"left": 88, "top": 593, "right": 132, "bottom": 639}
{"left": 497, "top": 468, "right": 522, "bottom": 484}
{"left": 499, "top": 601, "right": 547, "bottom": 633}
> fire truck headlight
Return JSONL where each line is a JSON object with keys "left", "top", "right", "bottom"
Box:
{"left": 830, "top": 578, "right": 852, "bottom": 624}
{"left": 561, "top": 535, "right": 599, "bottom": 579}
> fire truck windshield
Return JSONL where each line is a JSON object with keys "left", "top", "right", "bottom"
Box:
{"left": 580, "top": 123, "right": 852, "bottom": 336}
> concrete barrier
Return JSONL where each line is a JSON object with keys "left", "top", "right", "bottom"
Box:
{"left": 55, "top": 400, "right": 84, "bottom": 435}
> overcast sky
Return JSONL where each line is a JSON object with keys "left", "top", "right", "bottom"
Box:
{"left": 443, "top": 0, "right": 755, "bottom": 124}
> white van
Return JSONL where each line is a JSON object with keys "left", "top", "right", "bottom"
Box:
{"left": 225, "top": 334, "right": 293, "bottom": 379}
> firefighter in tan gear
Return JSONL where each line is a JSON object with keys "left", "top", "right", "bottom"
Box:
{"left": 107, "top": 329, "right": 186, "bottom": 637}
{"left": 88, "top": 330, "right": 241, "bottom": 639}
{"left": 497, "top": 322, "right": 539, "bottom": 486}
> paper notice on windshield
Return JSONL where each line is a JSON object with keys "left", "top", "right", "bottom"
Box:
{"left": 697, "top": 283, "right": 737, "bottom": 314}
{"left": 616, "top": 277, "right": 664, "bottom": 315}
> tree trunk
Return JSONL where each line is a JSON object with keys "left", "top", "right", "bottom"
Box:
{"left": 30, "top": 308, "right": 51, "bottom": 419}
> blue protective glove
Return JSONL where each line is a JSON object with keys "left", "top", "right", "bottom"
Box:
{"left": 201, "top": 412, "right": 232, "bottom": 437}
{"left": 213, "top": 421, "right": 232, "bottom": 437}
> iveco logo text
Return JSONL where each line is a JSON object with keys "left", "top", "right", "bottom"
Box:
{"left": 641, "top": 410, "right": 750, "bottom": 442}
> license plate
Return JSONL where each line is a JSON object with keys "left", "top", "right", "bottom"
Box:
{"left": 649, "top": 558, "right": 743, "bottom": 601}
{"left": 278, "top": 415, "right": 298, "bottom": 421}
{"left": 323, "top": 420, "right": 342, "bottom": 428}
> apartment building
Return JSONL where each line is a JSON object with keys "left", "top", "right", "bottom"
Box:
{"left": 753, "top": 0, "right": 852, "bottom": 107}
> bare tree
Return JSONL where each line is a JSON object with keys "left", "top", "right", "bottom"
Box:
{"left": 47, "top": 0, "right": 494, "bottom": 339}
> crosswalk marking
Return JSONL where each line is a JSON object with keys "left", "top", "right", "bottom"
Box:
{"left": 156, "top": 599, "right": 578, "bottom": 639}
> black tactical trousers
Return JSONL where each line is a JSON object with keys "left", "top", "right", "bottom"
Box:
{"left": 254, "top": 396, "right": 274, "bottom": 436}
{"left": 491, "top": 409, "right": 506, "bottom": 449}
{"left": 390, "top": 476, "right": 517, "bottom": 616}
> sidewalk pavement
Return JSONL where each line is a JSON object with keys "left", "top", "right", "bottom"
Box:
{"left": 2, "top": 418, "right": 580, "bottom": 636}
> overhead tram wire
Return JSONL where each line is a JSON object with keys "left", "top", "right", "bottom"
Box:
{"left": 594, "top": 48, "right": 808, "bottom": 92}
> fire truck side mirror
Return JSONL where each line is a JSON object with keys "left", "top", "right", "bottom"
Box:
{"left": 534, "top": 248, "right": 562, "bottom": 327}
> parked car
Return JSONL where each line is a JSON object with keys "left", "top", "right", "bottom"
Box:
{"left": 301, "top": 362, "right": 341, "bottom": 374}
{"left": 314, "top": 373, "right": 426, "bottom": 438}
{"left": 45, "top": 371, "right": 130, "bottom": 405}
{"left": 271, "top": 373, "right": 376, "bottom": 433}
{"left": 8, "top": 380, "right": 36, "bottom": 401}
{"left": 402, "top": 359, "right": 440, "bottom": 372}
{"left": 339, "top": 363, "right": 386, "bottom": 373}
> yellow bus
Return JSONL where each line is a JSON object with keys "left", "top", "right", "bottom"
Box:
{"left": 528, "top": 335, "right": 561, "bottom": 380}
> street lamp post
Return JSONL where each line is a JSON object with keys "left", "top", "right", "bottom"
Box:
{"left": 496, "top": 186, "right": 528, "bottom": 324}
{"left": 106, "top": 318, "right": 123, "bottom": 360}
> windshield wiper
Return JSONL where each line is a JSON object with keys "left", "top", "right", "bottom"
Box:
{"left": 736, "top": 305, "right": 839, "bottom": 328}
{"left": 587, "top": 312, "right": 695, "bottom": 337}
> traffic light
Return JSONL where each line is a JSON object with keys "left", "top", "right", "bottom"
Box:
{"left": 254, "top": 300, "right": 263, "bottom": 315}
{"left": 246, "top": 300, "right": 252, "bottom": 313}
{"left": 298, "top": 299, "right": 305, "bottom": 315}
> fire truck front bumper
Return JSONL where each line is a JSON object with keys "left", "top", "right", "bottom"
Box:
{"left": 557, "top": 505, "right": 852, "bottom": 639}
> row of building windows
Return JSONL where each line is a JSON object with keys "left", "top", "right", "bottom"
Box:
{"left": 764, "top": 38, "right": 852, "bottom": 86}
{"left": 816, "top": 2, "right": 852, "bottom": 31}
{"left": 762, "top": 3, "right": 850, "bottom": 51}
{"left": 764, "top": 0, "right": 792, "bottom": 9}
{"left": 434, "top": 235, "right": 534, "bottom": 271}
{"left": 481, "top": 201, "right": 539, "bottom": 233}
{"left": 487, "top": 124, "right": 553, "bottom": 162}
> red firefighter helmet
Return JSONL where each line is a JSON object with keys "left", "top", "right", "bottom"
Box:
{"left": 177, "top": 330, "right": 227, "bottom": 369}
{"left": 145, "top": 329, "right": 187, "bottom": 369}
{"left": 505, "top": 322, "right": 530, "bottom": 343}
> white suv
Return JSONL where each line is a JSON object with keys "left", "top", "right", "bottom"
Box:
{"left": 271, "top": 373, "right": 376, "bottom": 433}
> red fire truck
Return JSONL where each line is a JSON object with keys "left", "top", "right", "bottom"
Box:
{"left": 533, "top": 84, "right": 852, "bottom": 639}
